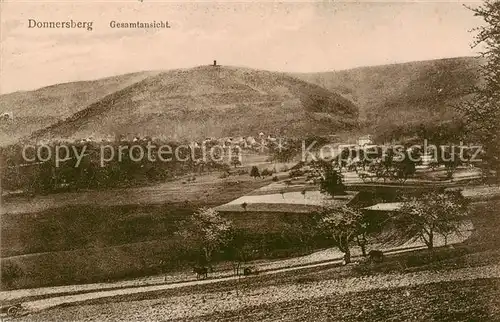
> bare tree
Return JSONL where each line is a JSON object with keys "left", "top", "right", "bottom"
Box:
{"left": 317, "top": 206, "right": 365, "bottom": 264}
{"left": 460, "top": 1, "right": 500, "bottom": 182}
{"left": 179, "top": 207, "right": 232, "bottom": 271}
{"left": 395, "top": 191, "right": 469, "bottom": 249}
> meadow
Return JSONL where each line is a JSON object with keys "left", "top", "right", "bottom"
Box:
{"left": 14, "top": 199, "right": 500, "bottom": 321}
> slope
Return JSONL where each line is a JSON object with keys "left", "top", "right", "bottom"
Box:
{"left": 29, "top": 66, "right": 359, "bottom": 142}
{"left": 293, "top": 56, "right": 483, "bottom": 141}
{"left": 0, "top": 71, "right": 160, "bottom": 145}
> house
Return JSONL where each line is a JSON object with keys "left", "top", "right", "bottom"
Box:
{"left": 267, "top": 135, "right": 277, "bottom": 142}
{"left": 363, "top": 202, "right": 403, "bottom": 212}
{"left": 0, "top": 111, "right": 13, "bottom": 121}
{"left": 357, "top": 135, "right": 373, "bottom": 147}
{"left": 233, "top": 136, "right": 245, "bottom": 144}
{"left": 246, "top": 136, "right": 256, "bottom": 145}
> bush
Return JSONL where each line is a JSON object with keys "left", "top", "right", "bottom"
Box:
{"left": 1, "top": 261, "right": 23, "bottom": 288}
{"left": 289, "top": 169, "right": 304, "bottom": 178}
{"left": 261, "top": 169, "right": 273, "bottom": 176}
{"left": 272, "top": 176, "right": 279, "bottom": 182}
{"left": 250, "top": 166, "right": 261, "bottom": 178}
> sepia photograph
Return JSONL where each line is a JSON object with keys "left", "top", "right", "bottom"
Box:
{"left": 1, "top": 0, "right": 500, "bottom": 320}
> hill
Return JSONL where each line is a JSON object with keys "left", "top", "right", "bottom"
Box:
{"left": 293, "top": 56, "right": 483, "bottom": 141}
{"left": 1, "top": 57, "right": 483, "bottom": 145}
{"left": 19, "top": 66, "right": 358, "bottom": 143}
{"left": 0, "top": 71, "right": 159, "bottom": 145}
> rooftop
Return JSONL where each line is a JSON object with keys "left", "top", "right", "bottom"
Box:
{"left": 363, "top": 202, "right": 403, "bottom": 212}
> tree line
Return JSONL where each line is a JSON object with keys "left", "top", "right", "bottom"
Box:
{"left": 0, "top": 140, "right": 237, "bottom": 194}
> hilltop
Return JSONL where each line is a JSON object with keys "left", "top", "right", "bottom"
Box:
{"left": 293, "top": 56, "right": 483, "bottom": 141}
{"left": 1, "top": 66, "right": 358, "bottom": 143}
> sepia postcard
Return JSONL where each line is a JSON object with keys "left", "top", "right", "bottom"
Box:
{"left": 1, "top": 0, "right": 500, "bottom": 321}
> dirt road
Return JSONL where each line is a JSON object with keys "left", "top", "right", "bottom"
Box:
{"left": 2, "top": 219, "right": 472, "bottom": 304}
{"left": 13, "top": 263, "right": 500, "bottom": 321}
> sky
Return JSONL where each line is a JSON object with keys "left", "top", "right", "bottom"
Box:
{"left": 0, "top": 0, "right": 485, "bottom": 94}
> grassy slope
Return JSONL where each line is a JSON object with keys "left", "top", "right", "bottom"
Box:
{"left": 0, "top": 72, "right": 157, "bottom": 145}
{"left": 293, "top": 56, "right": 483, "bottom": 141}
{"left": 26, "top": 66, "right": 358, "bottom": 142}
{"left": 0, "top": 174, "right": 289, "bottom": 289}
{"left": 1, "top": 174, "right": 276, "bottom": 257}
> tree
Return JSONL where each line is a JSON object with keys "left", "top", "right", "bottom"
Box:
{"left": 261, "top": 168, "right": 272, "bottom": 176}
{"left": 354, "top": 214, "right": 370, "bottom": 257}
{"left": 282, "top": 215, "right": 319, "bottom": 253}
{"left": 382, "top": 147, "right": 396, "bottom": 173}
{"left": 337, "top": 148, "right": 351, "bottom": 169}
{"left": 317, "top": 206, "right": 365, "bottom": 264}
{"left": 395, "top": 190, "right": 469, "bottom": 249}
{"left": 460, "top": 1, "right": 500, "bottom": 182}
{"left": 178, "top": 207, "right": 232, "bottom": 270}
{"left": 230, "top": 155, "right": 242, "bottom": 168}
{"left": 394, "top": 150, "right": 418, "bottom": 183}
{"left": 249, "top": 166, "right": 260, "bottom": 179}
{"left": 225, "top": 229, "right": 257, "bottom": 276}
{"left": 268, "top": 138, "right": 300, "bottom": 172}
{"left": 310, "top": 160, "right": 346, "bottom": 197}
{"left": 435, "top": 145, "right": 463, "bottom": 180}
{"left": 269, "top": 139, "right": 299, "bottom": 163}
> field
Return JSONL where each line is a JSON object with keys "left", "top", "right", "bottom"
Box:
{"left": 194, "top": 278, "right": 500, "bottom": 322}
{"left": 1, "top": 167, "right": 287, "bottom": 289}
{"left": 1, "top": 169, "right": 271, "bottom": 215}
{"left": 5, "top": 197, "right": 500, "bottom": 321}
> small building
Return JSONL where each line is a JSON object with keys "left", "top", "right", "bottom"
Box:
{"left": 246, "top": 136, "right": 256, "bottom": 145}
{"left": 357, "top": 135, "right": 373, "bottom": 147}
{"left": 421, "top": 153, "right": 436, "bottom": 166}
{"left": 363, "top": 202, "right": 403, "bottom": 212}
{"left": 0, "top": 111, "right": 13, "bottom": 121}
{"left": 267, "top": 135, "right": 277, "bottom": 142}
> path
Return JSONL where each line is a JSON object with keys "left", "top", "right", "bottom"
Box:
{"left": 15, "top": 263, "right": 500, "bottom": 321}
{"left": 1, "top": 219, "right": 472, "bottom": 304}
{"left": 1, "top": 219, "right": 473, "bottom": 318}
